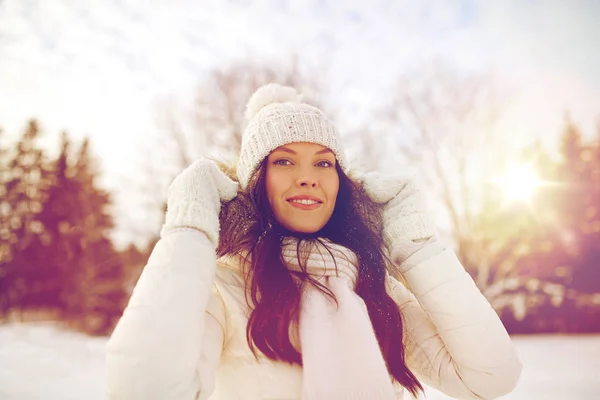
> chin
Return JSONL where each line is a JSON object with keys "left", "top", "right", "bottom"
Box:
{"left": 290, "top": 227, "right": 320, "bottom": 235}
{"left": 281, "top": 223, "right": 324, "bottom": 236}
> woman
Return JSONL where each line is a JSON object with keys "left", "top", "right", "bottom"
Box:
{"left": 106, "top": 84, "right": 522, "bottom": 399}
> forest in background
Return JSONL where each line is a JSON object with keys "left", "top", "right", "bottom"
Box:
{"left": 1, "top": 64, "right": 599, "bottom": 336}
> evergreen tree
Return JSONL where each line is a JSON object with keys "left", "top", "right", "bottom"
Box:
{"left": 0, "top": 120, "right": 53, "bottom": 316}
{"left": 1, "top": 121, "right": 128, "bottom": 334}
{"left": 0, "top": 126, "right": 11, "bottom": 314}
{"left": 502, "top": 118, "right": 600, "bottom": 333}
{"left": 45, "top": 136, "right": 127, "bottom": 334}
{"left": 556, "top": 118, "right": 600, "bottom": 294}
{"left": 36, "top": 133, "right": 79, "bottom": 314}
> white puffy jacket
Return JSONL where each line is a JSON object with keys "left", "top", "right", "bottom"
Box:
{"left": 106, "top": 229, "right": 521, "bottom": 399}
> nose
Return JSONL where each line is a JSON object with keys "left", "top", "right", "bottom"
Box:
{"left": 299, "top": 179, "right": 318, "bottom": 188}
{"left": 297, "top": 172, "right": 319, "bottom": 188}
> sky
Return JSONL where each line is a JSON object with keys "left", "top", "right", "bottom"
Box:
{"left": 1, "top": 0, "right": 599, "bottom": 246}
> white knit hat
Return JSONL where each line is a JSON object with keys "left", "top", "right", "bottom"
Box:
{"left": 236, "top": 83, "right": 348, "bottom": 189}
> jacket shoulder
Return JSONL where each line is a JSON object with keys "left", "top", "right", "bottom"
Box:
{"left": 213, "top": 253, "right": 252, "bottom": 317}
{"left": 215, "top": 253, "right": 248, "bottom": 288}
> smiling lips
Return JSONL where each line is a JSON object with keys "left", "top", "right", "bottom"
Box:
{"left": 287, "top": 195, "right": 323, "bottom": 210}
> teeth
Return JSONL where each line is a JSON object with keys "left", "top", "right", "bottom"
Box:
{"left": 290, "top": 199, "right": 319, "bottom": 205}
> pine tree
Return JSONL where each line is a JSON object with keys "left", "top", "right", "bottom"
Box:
{"left": 556, "top": 118, "right": 600, "bottom": 294}
{"left": 44, "top": 136, "right": 127, "bottom": 334}
{"left": 0, "top": 120, "right": 54, "bottom": 316}
{"left": 504, "top": 118, "right": 600, "bottom": 333}
{"left": 35, "top": 133, "right": 77, "bottom": 314}
{"left": 0, "top": 126, "right": 11, "bottom": 314}
{"left": 1, "top": 122, "right": 128, "bottom": 333}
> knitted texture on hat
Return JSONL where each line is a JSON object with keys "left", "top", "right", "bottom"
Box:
{"left": 237, "top": 83, "right": 348, "bottom": 189}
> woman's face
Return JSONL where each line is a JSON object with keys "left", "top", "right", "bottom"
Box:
{"left": 265, "top": 142, "right": 340, "bottom": 234}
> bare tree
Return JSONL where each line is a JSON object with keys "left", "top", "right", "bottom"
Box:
{"left": 127, "top": 58, "right": 332, "bottom": 251}
{"left": 375, "top": 63, "right": 545, "bottom": 305}
{"left": 155, "top": 57, "right": 331, "bottom": 169}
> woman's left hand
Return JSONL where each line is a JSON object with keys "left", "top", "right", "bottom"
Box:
{"left": 358, "top": 171, "right": 436, "bottom": 247}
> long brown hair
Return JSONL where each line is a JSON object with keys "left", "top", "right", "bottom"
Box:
{"left": 217, "top": 159, "right": 423, "bottom": 397}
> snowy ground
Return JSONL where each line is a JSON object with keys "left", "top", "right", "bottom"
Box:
{"left": 1, "top": 322, "right": 599, "bottom": 399}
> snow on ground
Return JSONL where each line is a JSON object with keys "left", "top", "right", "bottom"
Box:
{"left": 0, "top": 323, "right": 107, "bottom": 400}
{"left": 1, "top": 322, "right": 599, "bottom": 399}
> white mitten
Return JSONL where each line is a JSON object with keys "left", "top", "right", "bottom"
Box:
{"left": 160, "top": 159, "right": 239, "bottom": 247}
{"left": 358, "top": 171, "right": 436, "bottom": 248}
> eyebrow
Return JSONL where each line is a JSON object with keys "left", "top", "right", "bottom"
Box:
{"left": 274, "top": 146, "right": 334, "bottom": 156}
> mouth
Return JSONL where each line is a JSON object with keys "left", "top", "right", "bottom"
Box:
{"left": 286, "top": 196, "right": 323, "bottom": 210}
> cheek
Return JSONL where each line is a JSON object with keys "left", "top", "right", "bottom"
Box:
{"left": 265, "top": 170, "right": 284, "bottom": 208}
{"left": 328, "top": 176, "right": 340, "bottom": 202}
{"left": 265, "top": 176, "right": 276, "bottom": 207}
{"left": 323, "top": 175, "right": 340, "bottom": 213}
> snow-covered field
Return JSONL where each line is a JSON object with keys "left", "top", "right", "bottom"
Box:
{"left": 1, "top": 322, "right": 599, "bottom": 399}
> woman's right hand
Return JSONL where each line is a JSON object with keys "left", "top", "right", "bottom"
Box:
{"left": 160, "top": 158, "right": 239, "bottom": 246}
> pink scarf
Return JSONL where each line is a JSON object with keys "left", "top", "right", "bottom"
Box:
{"left": 282, "top": 239, "right": 397, "bottom": 400}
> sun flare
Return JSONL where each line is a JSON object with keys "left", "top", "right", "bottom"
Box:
{"left": 492, "top": 164, "right": 543, "bottom": 204}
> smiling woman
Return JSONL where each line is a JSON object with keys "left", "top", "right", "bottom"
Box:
{"left": 106, "top": 83, "right": 522, "bottom": 400}
{"left": 265, "top": 142, "right": 340, "bottom": 233}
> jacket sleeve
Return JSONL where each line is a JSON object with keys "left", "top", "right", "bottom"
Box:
{"left": 106, "top": 229, "right": 226, "bottom": 400}
{"left": 387, "top": 240, "right": 522, "bottom": 400}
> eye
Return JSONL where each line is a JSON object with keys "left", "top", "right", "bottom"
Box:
{"left": 316, "top": 160, "right": 334, "bottom": 168}
{"left": 273, "top": 158, "right": 292, "bottom": 166}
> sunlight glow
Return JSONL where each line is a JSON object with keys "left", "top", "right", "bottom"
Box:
{"left": 492, "top": 164, "right": 543, "bottom": 204}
